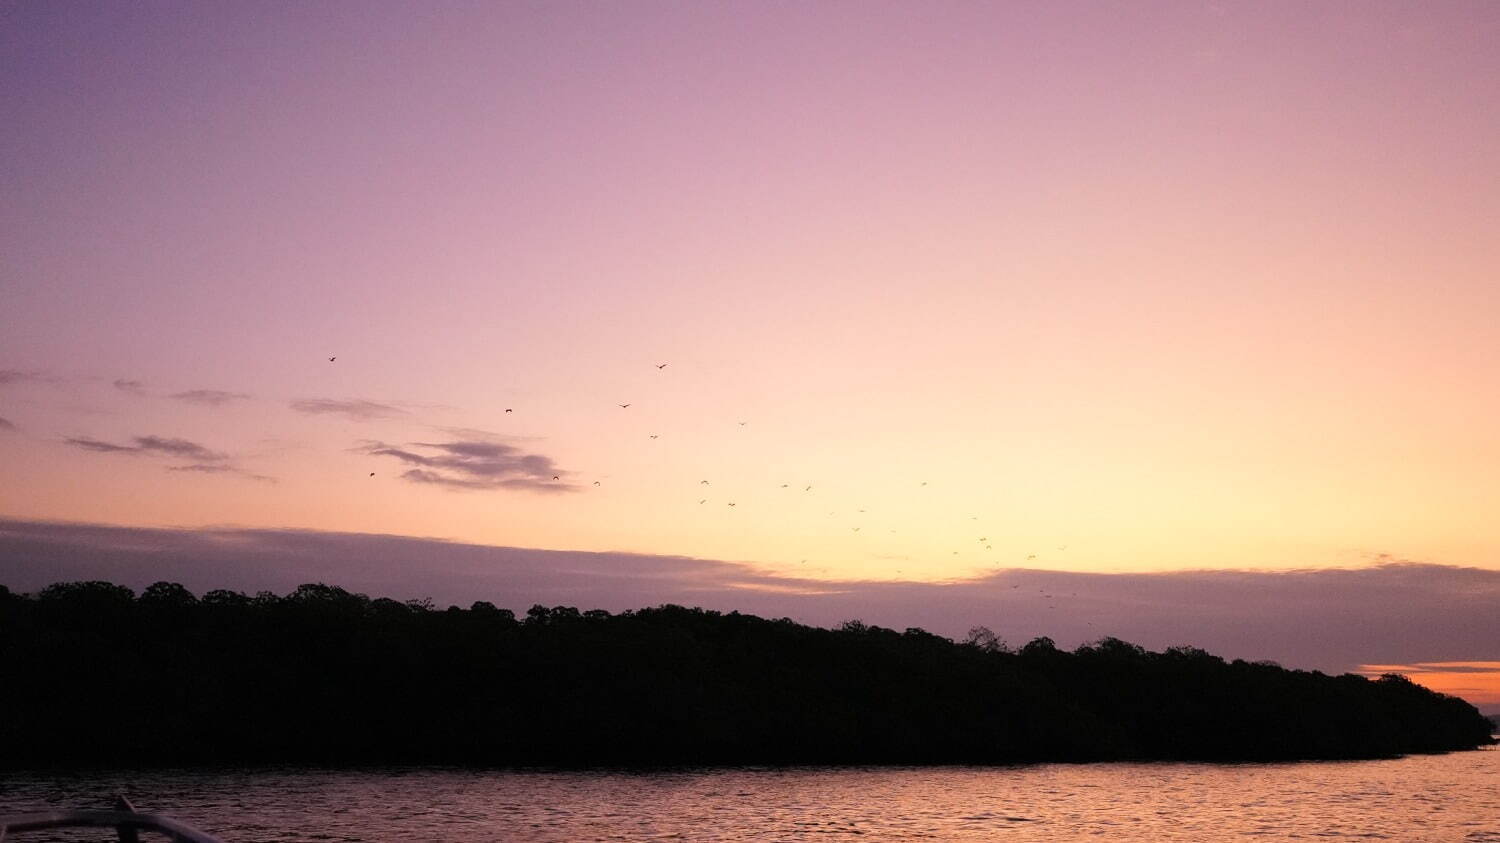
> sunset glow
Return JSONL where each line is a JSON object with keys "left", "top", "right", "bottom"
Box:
{"left": 2, "top": 2, "right": 1498, "bottom": 706}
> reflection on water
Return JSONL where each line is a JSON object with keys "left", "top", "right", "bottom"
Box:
{"left": 2, "top": 748, "right": 1496, "bottom": 842}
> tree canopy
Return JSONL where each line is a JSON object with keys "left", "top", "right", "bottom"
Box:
{"left": 0, "top": 581, "right": 1492, "bottom": 767}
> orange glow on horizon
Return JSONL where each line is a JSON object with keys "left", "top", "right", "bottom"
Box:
{"left": 1357, "top": 663, "right": 1500, "bottom": 707}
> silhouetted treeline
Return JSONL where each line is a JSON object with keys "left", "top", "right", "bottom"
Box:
{"left": 0, "top": 581, "right": 1492, "bottom": 767}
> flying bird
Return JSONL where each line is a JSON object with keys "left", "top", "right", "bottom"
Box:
{"left": 738, "top": 421, "right": 747, "bottom": 426}
{"left": 852, "top": 527, "right": 860, "bottom": 532}
{"left": 804, "top": 485, "right": 812, "bottom": 491}
{"left": 727, "top": 502, "right": 736, "bottom": 507}
{"left": 656, "top": 363, "right": 668, "bottom": 369}
{"left": 920, "top": 481, "right": 928, "bottom": 486}
{"left": 619, "top": 403, "right": 631, "bottom": 409}
{"left": 780, "top": 484, "right": 788, "bottom": 488}
{"left": 1027, "top": 554, "right": 1036, "bottom": 560}
{"left": 699, "top": 499, "right": 706, "bottom": 504}
{"left": 649, "top": 434, "right": 659, "bottom": 439}
{"left": 552, "top": 475, "right": 560, "bottom": 480}
{"left": 369, "top": 472, "right": 375, "bottom": 477}
{"left": 700, "top": 480, "right": 710, "bottom": 485}
{"left": 328, "top": 356, "right": 336, "bottom": 362}
{"left": 505, "top": 408, "right": 513, "bottom": 413}
{"left": 593, "top": 481, "right": 601, "bottom": 486}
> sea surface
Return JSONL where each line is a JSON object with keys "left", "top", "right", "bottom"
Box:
{"left": 1, "top": 747, "right": 1497, "bottom": 842}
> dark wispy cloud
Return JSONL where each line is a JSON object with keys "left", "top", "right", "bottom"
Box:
{"left": 63, "top": 435, "right": 274, "bottom": 482}
{"left": 64, "top": 435, "right": 228, "bottom": 461}
{"left": 65, "top": 436, "right": 141, "bottom": 454}
{"left": 167, "top": 463, "right": 276, "bottom": 483}
{"left": 358, "top": 439, "right": 573, "bottom": 492}
{"left": 0, "top": 369, "right": 59, "bottom": 386}
{"left": 291, "top": 398, "right": 407, "bottom": 421}
{"left": 112, "top": 379, "right": 147, "bottom": 395}
{"left": 0, "top": 518, "right": 1495, "bottom": 701}
{"left": 171, "top": 389, "right": 251, "bottom": 407}
{"left": 0, "top": 416, "right": 16, "bottom": 432}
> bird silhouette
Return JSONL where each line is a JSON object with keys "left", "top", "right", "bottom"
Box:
{"left": 619, "top": 403, "right": 631, "bottom": 409}
{"left": 369, "top": 472, "right": 375, "bottom": 477}
{"left": 852, "top": 527, "right": 860, "bottom": 532}
{"left": 328, "top": 356, "right": 336, "bottom": 362}
{"left": 649, "top": 434, "right": 659, "bottom": 439}
{"left": 593, "top": 481, "right": 601, "bottom": 486}
{"left": 505, "top": 408, "right": 513, "bottom": 413}
{"left": 979, "top": 537, "right": 987, "bottom": 542}
{"left": 780, "top": 484, "right": 788, "bottom": 488}
{"left": 552, "top": 475, "right": 560, "bottom": 480}
{"left": 700, "top": 480, "right": 710, "bottom": 485}
{"left": 698, "top": 499, "right": 706, "bottom": 504}
{"left": 656, "top": 363, "right": 668, "bottom": 369}
{"left": 920, "top": 481, "right": 928, "bottom": 486}
{"left": 727, "top": 502, "right": 736, "bottom": 507}
{"left": 738, "top": 421, "right": 747, "bottom": 426}
{"left": 1027, "top": 554, "right": 1036, "bottom": 560}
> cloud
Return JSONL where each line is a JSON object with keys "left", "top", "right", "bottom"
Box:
{"left": 171, "top": 389, "right": 251, "bottom": 407}
{"left": 112, "top": 379, "right": 147, "bottom": 395}
{"left": 65, "top": 436, "right": 140, "bottom": 454}
{"left": 0, "top": 369, "right": 58, "bottom": 387}
{"left": 85, "top": 435, "right": 223, "bottom": 460}
{"left": 359, "top": 439, "right": 574, "bottom": 493}
{"left": 0, "top": 416, "right": 16, "bottom": 432}
{"left": 168, "top": 464, "right": 276, "bottom": 483}
{"left": 63, "top": 436, "right": 275, "bottom": 481}
{"left": 0, "top": 517, "right": 1496, "bottom": 708}
{"left": 133, "top": 435, "right": 226, "bottom": 461}
{"left": 291, "top": 398, "right": 407, "bottom": 421}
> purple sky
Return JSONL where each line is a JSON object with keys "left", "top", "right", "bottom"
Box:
{"left": 3, "top": 2, "right": 1499, "bottom": 704}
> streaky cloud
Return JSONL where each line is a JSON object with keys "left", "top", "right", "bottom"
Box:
{"left": 65, "top": 434, "right": 229, "bottom": 463}
{"left": 0, "top": 416, "right": 17, "bottom": 432}
{"left": 132, "top": 435, "right": 226, "bottom": 461}
{"left": 171, "top": 389, "right": 251, "bottom": 406}
{"left": 360, "top": 438, "right": 574, "bottom": 493}
{"left": 291, "top": 398, "right": 407, "bottom": 421}
{"left": 168, "top": 463, "right": 276, "bottom": 483}
{"left": 65, "top": 436, "right": 138, "bottom": 453}
{"left": 112, "top": 379, "right": 147, "bottom": 395}
{"left": 0, "top": 369, "right": 59, "bottom": 386}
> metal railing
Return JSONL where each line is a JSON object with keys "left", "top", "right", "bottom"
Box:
{"left": 0, "top": 798, "right": 224, "bottom": 843}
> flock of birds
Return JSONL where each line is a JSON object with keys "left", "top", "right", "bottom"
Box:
{"left": 332, "top": 355, "right": 1085, "bottom": 609}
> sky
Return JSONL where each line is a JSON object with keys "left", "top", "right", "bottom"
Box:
{"left": 2, "top": 2, "right": 1498, "bottom": 705}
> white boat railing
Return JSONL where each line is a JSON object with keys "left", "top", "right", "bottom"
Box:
{"left": 0, "top": 797, "right": 224, "bottom": 843}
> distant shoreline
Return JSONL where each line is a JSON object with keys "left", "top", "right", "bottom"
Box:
{"left": 2, "top": 581, "right": 1494, "bottom": 768}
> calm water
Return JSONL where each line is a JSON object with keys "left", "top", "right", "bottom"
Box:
{"left": 2, "top": 749, "right": 1497, "bottom": 842}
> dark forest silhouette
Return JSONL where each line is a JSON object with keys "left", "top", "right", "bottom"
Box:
{"left": 0, "top": 580, "right": 1492, "bottom": 767}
